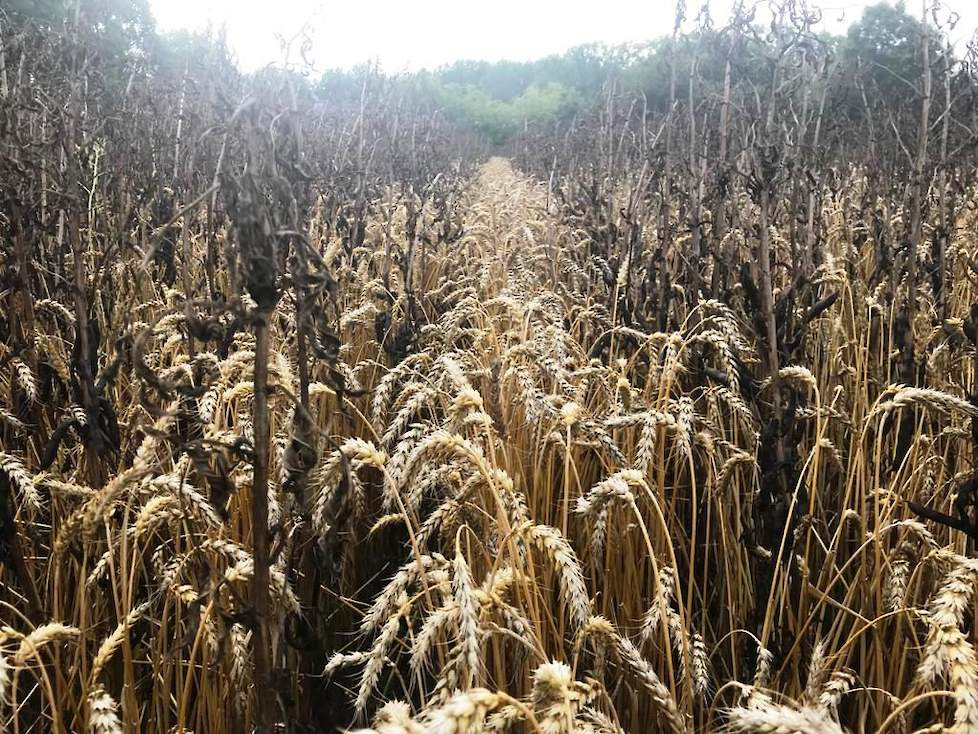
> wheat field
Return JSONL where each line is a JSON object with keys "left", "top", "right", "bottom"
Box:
{"left": 3, "top": 147, "right": 978, "bottom": 732}
{"left": 5, "top": 3, "right": 978, "bottom": 730}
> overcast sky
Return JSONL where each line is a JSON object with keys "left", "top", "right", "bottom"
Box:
{"left": 149, "top": 0, "right": 978, "bottom": 73}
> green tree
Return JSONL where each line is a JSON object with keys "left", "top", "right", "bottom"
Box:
{"left": 844, "top": 1, "right": 926, "bottom": 103}
{"left": 4, "top": 0, "right": 70, "bottom": 25}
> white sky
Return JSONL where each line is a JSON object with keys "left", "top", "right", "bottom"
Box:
{"left": 149, "top": 0, "right": 978, "bottom": 73}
